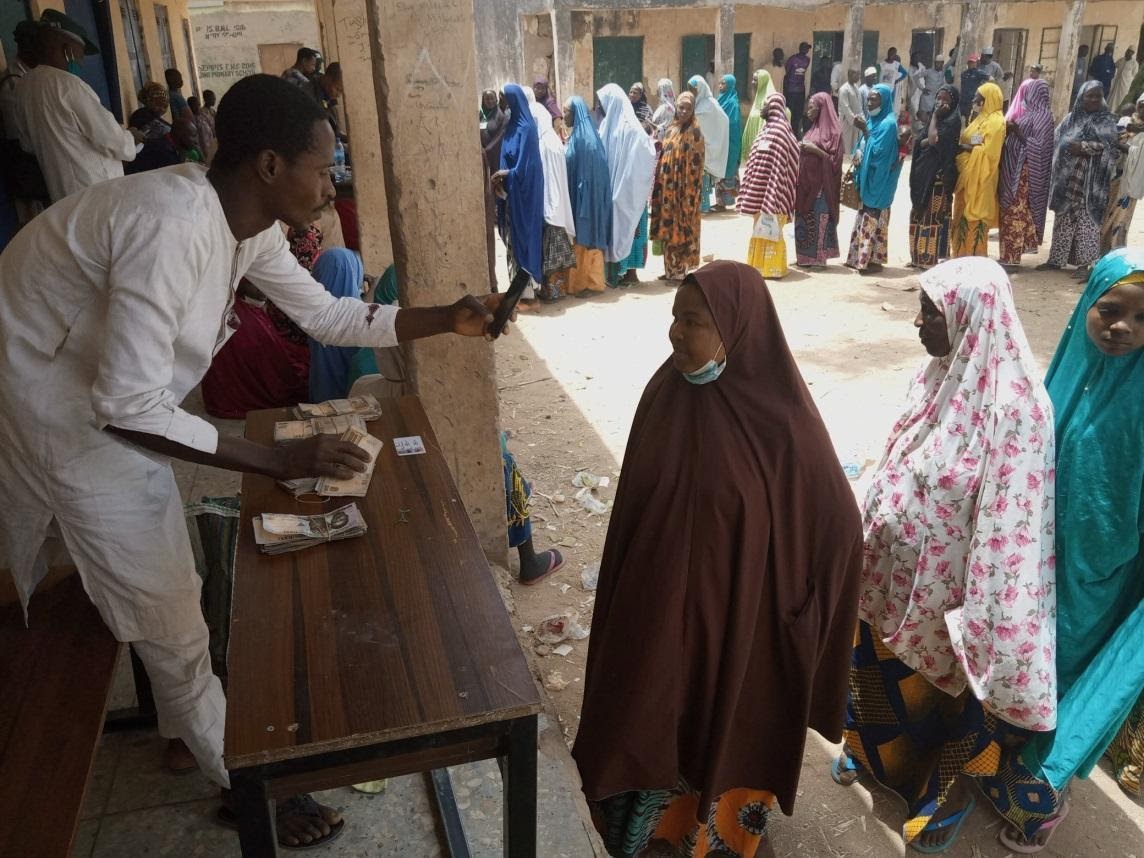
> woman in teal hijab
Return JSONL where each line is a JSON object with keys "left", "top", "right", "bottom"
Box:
{"left": 984, "top": 247, "right": 1144, "bottom": 853}
{"left": 844, "top": 83, "right": 904, "bottom": 272}
{"left": 715, "top": 73, "right": 743, "bottom": 209}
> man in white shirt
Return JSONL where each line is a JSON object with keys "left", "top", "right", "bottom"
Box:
{"left": 1110, "top": 48, "right": 1139, "bottom": 110}
{"left": 0, "top": 73, "right": 508, "bottom": 848}
{"left": 13, "top": 12, "right": 141, "bottom": 202}
{"left": 838, "top": 68, "right": 864, "bottom": 158}
{"left": 859, "top": 67, "right": 878, "bottom": 117}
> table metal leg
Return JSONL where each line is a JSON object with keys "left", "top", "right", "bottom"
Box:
{"left": 230, "top": 768, "right": 277, "bottom": 857}
{"left": 429, "top": 768, "right": 472, "bottom": 857}
{"left": 501, "top": 715, "right": 537, "bottom": 857}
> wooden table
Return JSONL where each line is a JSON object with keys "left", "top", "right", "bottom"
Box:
{"left": 225, "top": 396, "right": 540, "bottom": 856}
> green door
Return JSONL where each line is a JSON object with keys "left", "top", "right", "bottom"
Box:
{"left": 862, "top": 31, "right": 880, "bottom": 72}
{"left": 733, "top": 33, "right": 751, "bottom": 96}
{"left": 594, "top": 36, "right": 644, "bottom": 94}
{"left": 681, "top": 34, "right": 714, "bottom": 89}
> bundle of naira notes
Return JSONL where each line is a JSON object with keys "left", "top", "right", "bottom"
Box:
{"left": 296, "top": 394, "right": 382, "bottom": 420}
{"left": 253, "top": 503, "right": 367, "bottom": 554}
{"left": 277, "top": 426, "right": 384, "bottom": 498}
{"left": 273, "top": 414, "right": 366, "bottom": 443}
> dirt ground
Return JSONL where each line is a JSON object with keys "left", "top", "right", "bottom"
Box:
{"left": 493, "top": 172, "right": 1144, "bottom": 856}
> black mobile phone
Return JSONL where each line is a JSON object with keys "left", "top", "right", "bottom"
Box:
{"left": 489, "top": 267, "right": 532, "bottom": 338}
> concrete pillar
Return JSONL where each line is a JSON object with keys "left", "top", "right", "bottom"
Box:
{"left": 714, "top": 4, "right": 735, "bottom": 79}
{"left": 1052, "top": 0, "right": 1088, "bottom": 120}
{"left": 362, "top": 0, "right": 506, "bottom": 564}
{"left": 552, "top": 5, "right": 575, "bottom": 101}
{"left": 840, "top": 0, "right": 865, "bottom": 78}
{"left": 953, "top": 0, "right": 997, "bottom": 82}
{"left": 319, "top": 0, "right": 394, "bottom": 273}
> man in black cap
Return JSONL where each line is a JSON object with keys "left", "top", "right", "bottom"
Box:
{"left": 12, "top": 11, "right": 141, "bottom": 201}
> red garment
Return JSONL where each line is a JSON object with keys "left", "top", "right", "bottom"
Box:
{"left": 795, "top": 92, "right": 843, "bottom": 223}
{"left": 200, "top": 297, "right": 310, "bottom": 418}
{"left": 738, "top": 93, "right": 799, "bottom": 217}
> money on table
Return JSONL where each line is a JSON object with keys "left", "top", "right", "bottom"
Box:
{"left": 295, "top": 394, "right": 383, "bottom": 420}
{"left": 252, "top": 503, "right": 368, "bottom": 554}
{"left": 273, "top": 414, "right": 367, "bottom": 443}
{"left": 314, "top": 426, "right": 384, "bottom": 497}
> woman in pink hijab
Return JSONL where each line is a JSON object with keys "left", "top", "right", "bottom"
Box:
{"left": 794, "top": 91, "right": 844, "bottom": 267}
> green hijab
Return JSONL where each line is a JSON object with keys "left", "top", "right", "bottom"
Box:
{"left": 740, "top": 69, "right": 776, "bottom": 165}
{"left": 1022, "top": 248, "right": 1144, "bottom": 789}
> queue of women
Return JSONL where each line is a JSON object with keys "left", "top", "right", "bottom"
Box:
{"left": 484, "top": 71, "right": 1144, "bottom": 300}
{"left": 569, "top": 245, "right": 1143, "bottom": 857}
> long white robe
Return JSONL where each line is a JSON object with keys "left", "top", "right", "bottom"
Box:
{"left": 596, "top": 84, "right": 656, "bottom": 263}
{"left": 839, "top": 82, "right": 864, "bottom": 157}
{"left": 0, "top": 164, "right": 399, "bottom": 642}
{"left": 529, "top": 102, "right": 575, "bottom": 239}
{"left": 1109, "top": 57, "right": 1140, "bottom": 110}
{"left": 13, "top": 64, "right": 138, "bottom": 201}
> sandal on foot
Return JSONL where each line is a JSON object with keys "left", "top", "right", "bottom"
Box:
{"left": 217, "top": 794, "right": 346, "bottom": 851}
{"left": 831, "top": 751, "right": 861, "bottom": 786}
{"left": 997, "top": 796, "right": 1070, "bottom": 854}
{"left": 520, "top": 549, "right": 564, "bottom": 586}
{"left": 1034, "top": 262, "right": 1062, "bottom": 271}
{"left": 910, "top": 796, "right": 976, "bottom": 854}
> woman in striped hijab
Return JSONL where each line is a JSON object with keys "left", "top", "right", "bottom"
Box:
{"left": 998, "top": 78, "right": 1055, "bottom": 268}
{"left": 738, "top": 93, "right": 799, "bottom": 279}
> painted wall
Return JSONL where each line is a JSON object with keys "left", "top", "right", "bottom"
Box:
{"left": 189, "top": 0, "right": 320, "bottom": 97}
{"left": 31, "top": 0, "right": 198, "bottom": 120}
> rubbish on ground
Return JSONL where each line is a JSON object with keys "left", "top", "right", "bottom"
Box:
{"left": 552, "top": 644, "right": 574, "bottom": 657}
{"left": 572, "top": 470, "right": 610, "bottom": 490}
{"left": 559, "top": 583, "right": 571, "bottom": 594}
{"left": 534, "top": 643, "right": 552, "bottom": 657}
{"left": 880, "top": 302, "right": 897, "bottom": 312}
{"left": 575, "top": 487, "right": 609, "bottom": 515}
{"left": 581, "top": 562, "right": 600, "bottom": 591}
{"left": 543, "top": 670, "right": 569, "bottom": 691}
{"left": 536, "top": 613, "right": 591, "bottom": 644}
{"left": 552, "top": 493, "right": 566, "bottom": 503}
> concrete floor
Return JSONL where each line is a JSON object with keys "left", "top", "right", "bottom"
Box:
{"left": 70, "top": 165, "right": 1144, "bottom": 857}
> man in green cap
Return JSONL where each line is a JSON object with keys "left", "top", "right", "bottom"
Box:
{"left": 12, "top": 11, "right": 141, "bottom": 201}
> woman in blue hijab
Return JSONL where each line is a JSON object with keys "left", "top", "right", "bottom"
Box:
{"left": 308, "top": 249, "right": 377, "bottom": 401}
{"left": 845, "top": 83, "right": 905, "bottom": 273}
{"left": 715, "top": 73, "right": 743, "bottom": 209}
{"left": 563, "top": 95, "right": 612, "bottom": 295}
{"left": 982, "top": 248, "right": 1144, "bottom": 852}
{"left": 493, "top": 84, "right": 545, "bottom": 285}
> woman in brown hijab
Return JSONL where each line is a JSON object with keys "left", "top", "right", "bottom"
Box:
{"left": 573, "top": 261, "right": 862, "bottom": 857}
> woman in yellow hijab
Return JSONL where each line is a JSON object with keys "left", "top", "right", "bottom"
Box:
{"left": 952, "top": 82, "right": 1007, "bottom": 256}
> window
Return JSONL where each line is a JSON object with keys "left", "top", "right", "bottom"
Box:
{"left": 154, "top": 4, "right": 175, "bottom": 73}
{"left": 910, "top": 29, "right": 944, "bottom": 66}
{"left": 593, "top": 36, "right": 643, "bottom": 95}
{"left": 862, "top": 31, "right": 880, "bottom": 73}
{"left": 118, "top": 0, "right": 150, "bottom": 95}
{"left": 1038, "top": 27, "right": 1060, "bottom": 77}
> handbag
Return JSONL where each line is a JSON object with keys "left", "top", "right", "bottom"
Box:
{"left": 840, "top": 166, "right": 861, "bottom": 210}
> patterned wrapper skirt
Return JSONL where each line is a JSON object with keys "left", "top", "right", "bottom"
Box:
{"left": 794, "top": 191, "right": 839, "bottom": 266}
{"left": 999, "top": 166, "right": 1041, "bottom": 265}
{"left": 606, "top": 209, "right": 649, "bottom": 286}
{"left": 845, "top": 207, "right": 890, "bottom": 270}
{"left": 1100, "top": 174, "right": 1137, "bottom": 253}
{"left": 591, "top": 780, "right": 773, "bottom": 858}
{"left": 701, "top": 173, "right": 715, "bottom": 213}
{"left": 538, "top": 223, "right": 577, "bottom": 301}
{"left": 746, "top": 213, "right": 790, "bottom": 278}
{"left": 908, "top": 178, "right": 952, "bottom": 268}
{"left": 951, "top": 193, "right": 991, "bottom": 258}
{"left": 1048, "top": 162, "right": 1101, "bottom": 267}
{"left": 1107, "top": 692, "right": 1144, "bottom": 795}
{"left": 845, "top": 622, "right": 1063, "bottom": 845}
{"left": 501, "top": 434, "right": 531, "bottom": 549}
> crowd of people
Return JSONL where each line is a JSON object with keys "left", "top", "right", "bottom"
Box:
{"left": 574, "top": 250, "right": 1143, "bottom": 856}
{"left": 481, "top": 46, "right": 1144, "bottom": 301}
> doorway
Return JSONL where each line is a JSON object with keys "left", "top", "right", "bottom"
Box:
{"left": 680, "top": 33, "right": 751, "bottom": 96}
{"left": 258, "top": 43, "right": 303, "bottom": 78}
{"left": 64, "top": 0, "right": 122, "bottom": 118}
{"left": 910, "top": 29, "right": 944, "bottom": 67}
{"left": 992, "top": 28, "right": 1028, "bottom": 89}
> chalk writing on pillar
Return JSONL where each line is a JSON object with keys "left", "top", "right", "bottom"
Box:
{"left": 393, "top": 0, "right": 460, "bottom": 12}
{"left": 404, "top": 48, "right": 460, "bottom": 109}
{"left": 336, "top": 14, "right": 370, "bottom": 65}
{"left": 200, "top": 23, "right": 248, "bottom": 41}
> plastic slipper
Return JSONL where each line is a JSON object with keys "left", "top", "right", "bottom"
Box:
{"left": 520, "top": 549, "right": 564, "bottom": 586}
{"left": 997, "top": 795, "right": 1070, "bottom": 854}
{"left": 217, "top": 794, "right": 346, "bottom": 851}
{"left": 831, "top": 752, "right": 861, "bottom": 786}
{"left": 910, "top": 796, "right": 976, "bottom": 854}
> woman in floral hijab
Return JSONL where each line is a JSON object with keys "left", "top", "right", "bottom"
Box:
{"left": 833, "top": 257, "right": 1057, "bottom": 854}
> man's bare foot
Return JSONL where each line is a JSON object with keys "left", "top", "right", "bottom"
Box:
{"left": 163, "top": 738, "right": 198, "bottom": 775}
{"left": 911, "top": 778, "right": 974, "bottom": 852}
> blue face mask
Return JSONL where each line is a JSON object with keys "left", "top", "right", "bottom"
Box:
{"left": 66, "top": 52, "right": 82, "bottom": 76}
{"left": 681, "top": 344, "right": 727, "bottom": 385}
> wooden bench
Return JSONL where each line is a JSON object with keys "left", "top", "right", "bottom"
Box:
{"left": 0, "top": 573, "right": 121, "bottom": 857}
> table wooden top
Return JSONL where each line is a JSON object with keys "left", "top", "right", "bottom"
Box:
{"left": 225, "top": 396, "right": 539, "bottom": 770}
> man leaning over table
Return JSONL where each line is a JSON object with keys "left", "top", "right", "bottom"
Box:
{"left": 0, "top": 73, "right": 512, "bottom": 850}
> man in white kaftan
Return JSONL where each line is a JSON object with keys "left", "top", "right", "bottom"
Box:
{"left": 0, "top": 73, "right": 505, "bottom": 847}
{"left": 839, "top": 69, "right": 864, "bottom": 159}
{"left": 13, "top": 12, "right": 139, "bottom": 202}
